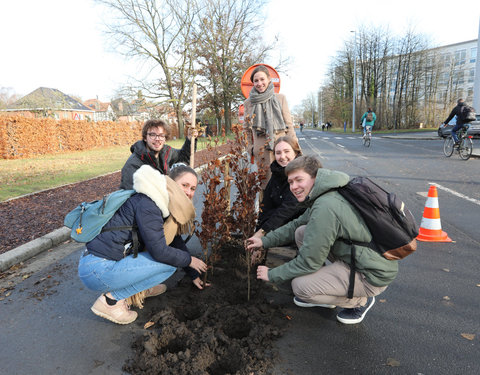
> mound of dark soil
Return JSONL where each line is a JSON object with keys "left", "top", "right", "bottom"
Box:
{"left": 124, "top": 241, "right": 289, "bottom": 375}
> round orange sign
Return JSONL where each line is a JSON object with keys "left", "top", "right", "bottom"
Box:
{"left": 240, "top": 64, "right": 281, "bottom": 98}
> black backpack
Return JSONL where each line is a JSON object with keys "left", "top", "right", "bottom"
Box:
{"left": 336, "top": 177, "right": 418, "bottom": 298}
{"left": 460, "top": 105, "right": 476, "bottom": 123}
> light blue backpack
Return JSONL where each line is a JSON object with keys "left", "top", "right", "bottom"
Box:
{"left": 64, "top": 189, "right": 136, "bottom": 243}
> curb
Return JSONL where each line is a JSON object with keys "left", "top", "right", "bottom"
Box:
{"left": 0, "top": 227, "right": 71, "bottom": 272}
{"left": 379, "top": 135, "right": 440, "bottom": 140}
{"left": 380, "top": 135, "right": 480, "bottom": 157}
{"left": 0, "top": 164, "right": 209, "bottom": 273}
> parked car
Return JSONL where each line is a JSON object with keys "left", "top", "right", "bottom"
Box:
{"left": 438, "top": 114, "right": 480, "bottom": 138}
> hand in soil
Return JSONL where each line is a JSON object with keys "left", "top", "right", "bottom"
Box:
{"left": 192, "top": 277, "right": 211, "bottom": 290}
{"left": 257, "top": 265, "right": 270, "bottom": 281}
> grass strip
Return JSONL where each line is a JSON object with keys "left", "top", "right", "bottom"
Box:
{"left": 0, "top": 137, "right": 216, "bottom": 201}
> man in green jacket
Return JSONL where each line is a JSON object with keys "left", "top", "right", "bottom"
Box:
{"left": 246, "top": 155, "right": 398, "bottom": 324}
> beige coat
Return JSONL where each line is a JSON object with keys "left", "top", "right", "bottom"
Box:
{"left": 243, "top": 93, "right": 298, "bottom": 187}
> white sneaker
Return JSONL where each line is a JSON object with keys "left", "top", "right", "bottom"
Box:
{"left": 293, "top": 296, "right": 336, "bottom": 309}
{"left": 91, "top": 294, "right": 138, "bottom": 325}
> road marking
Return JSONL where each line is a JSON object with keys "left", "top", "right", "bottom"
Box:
{"left": 334, "top": 137, "right": 342, "bottom": 139}
{"left": 337, "top": 144, "right": 345, "bottom": 148}
{"left": 303, "top": 139, "right": 328, "bottom": 159}
{"left": 428, "top": 182, "right": 480, "bottom": 206}
{"left": 311, "top": 137, "right": 318, "bottom": 139}
{"left": 298, "top": 138, "right": 305, "bottom": 140}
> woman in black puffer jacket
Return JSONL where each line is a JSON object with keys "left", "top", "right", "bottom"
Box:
{"left": 255, "top": 136, "right": 305, "bottom": 238}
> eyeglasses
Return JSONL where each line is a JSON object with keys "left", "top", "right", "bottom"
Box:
{"left": 147, "top": 133, "right": 166, "bottom": 140}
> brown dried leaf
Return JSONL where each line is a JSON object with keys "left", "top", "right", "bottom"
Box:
{"left": 379, "top": 299, "right": 386, "bottom": 303}
{"left": 461, "top": 333, "right": 475, "bottom": 341}
{"left": 386, "top": 358, "right": 400, "bottom": 367}
{"left": 442, "top": 268, "right": 450, "bottom": 272}
{"left": 443, "top": 296, "right": 450, "bottom": 301}
{"left": 144, "top": 321, "right": 155, "bottom": 329}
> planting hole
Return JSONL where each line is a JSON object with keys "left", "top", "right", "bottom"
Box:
{"left": 160, "top": 337, "right": 187, "bottom": 354}
{"left": 223, "top": 316, "right": 251, "bottom": 339}
{"left": 174, "top": 304, "right": 204, "bottom": 322}
{"left": 207, "top": 349, "right": 243, "bottom": 375}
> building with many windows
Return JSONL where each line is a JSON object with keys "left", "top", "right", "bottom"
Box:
{"left": 434, "top": 39, "right": 477, "bottom": 103}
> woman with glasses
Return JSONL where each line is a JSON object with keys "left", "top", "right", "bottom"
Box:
{"left": 120, "top": 119, "right": 197, "bottom": 190}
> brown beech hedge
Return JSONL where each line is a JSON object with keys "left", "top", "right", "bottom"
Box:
{"left": 0, "top": 115, "right": 143, "bottom": 159}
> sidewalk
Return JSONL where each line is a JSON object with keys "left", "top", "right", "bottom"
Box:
{"left": 380, "top": 131, "right": 480, "bottom": 157}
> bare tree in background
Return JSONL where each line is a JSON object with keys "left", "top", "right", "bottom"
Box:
{"left": 194, "top": 0, "right": 275, "bottom": 134}
{"left": 0, "top": 87, "right": 20, "bottom": 109}
{"left": 97, "top": 0, "right": 197, "bottom": 137}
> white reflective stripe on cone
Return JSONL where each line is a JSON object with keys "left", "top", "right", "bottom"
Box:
{"left": 425, "top": 197, "right": 439, "bottom": 208}
{"left": 419, "top": 217, "right": 442, "bottom": 230}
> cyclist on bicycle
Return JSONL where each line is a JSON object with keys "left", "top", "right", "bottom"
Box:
{"left": 360, "top": 108, "right": 376, "bottom": 137}
{"left": 442, "top": 99, "right": 468, "bottom": 145}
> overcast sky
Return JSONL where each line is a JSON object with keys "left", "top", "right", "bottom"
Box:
{"left": 1, "top": 0, "right": 479, "bottom": 109}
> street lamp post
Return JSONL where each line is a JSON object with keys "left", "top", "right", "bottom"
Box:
{"left": 351, "top": 30, "right": 357, "bottom": 133}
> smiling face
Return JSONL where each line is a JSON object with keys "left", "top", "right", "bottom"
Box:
{"left": 274, "top": 141, "right": 296, "bottom": 167}
{"left": 287, "top": 169, "right": 315, "bottom": 202}
{"left": 144, "top": 126, "right": 166, "bottom": 155}
{"left": 174, "top": 172, "right": 198, "bottom": 200}
{"left": 252, "top": 71, "right": 271, "bottom": 93}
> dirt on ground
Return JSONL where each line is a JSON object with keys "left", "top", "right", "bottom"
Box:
{"left": 1, "top": 142, "right": 290, "bottom": 374}
{"left": 124, "top": 241, "right": 289, "bottom": 375}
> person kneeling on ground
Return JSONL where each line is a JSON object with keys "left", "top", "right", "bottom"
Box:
{"left": 252, "top": 136, "right": 305, "bottom": 262}
{"left": 246, "top": 155, "right": 398, "bottom": 324}
{"left": 78, "top": 164, "right": 207, "bottom": 325}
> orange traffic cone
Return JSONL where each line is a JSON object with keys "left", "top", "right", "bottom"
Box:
{"left": 417, "top": 185, "right": 452, "bottom": 242}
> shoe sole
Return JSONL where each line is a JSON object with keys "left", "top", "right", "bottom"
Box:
{"left": 336, "top": 296, "right": 375, "bottom": 324}
{"left": 293, "top": 297, "right": 336, "bottom": 309}
{"left": 91, "top": 306, "right": 137, "bottom": 325}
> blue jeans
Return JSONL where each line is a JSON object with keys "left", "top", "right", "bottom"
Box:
{"left": 78, "top": 251, "right": 176, "bottom": 300}
{"left": 451, "top": 123, "right": 466, "bottom": 143}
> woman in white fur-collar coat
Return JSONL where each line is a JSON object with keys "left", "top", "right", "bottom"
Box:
{"left": 78, "top": 164, "right": 207, "bottom": 325}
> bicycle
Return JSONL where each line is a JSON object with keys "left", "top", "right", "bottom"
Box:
{"left": 362, "top": 127, "right": 372, "bottom": 147}
{"left": 443, "top": 125, "right": 473, "bottom": 160}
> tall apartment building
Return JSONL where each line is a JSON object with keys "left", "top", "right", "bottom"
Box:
{"left": 435, "top": 39, "right": 477, "bottom": 103}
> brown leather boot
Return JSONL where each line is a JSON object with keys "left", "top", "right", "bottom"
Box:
{"left": 91, "top": 294, "right": 137, "bottom": 325}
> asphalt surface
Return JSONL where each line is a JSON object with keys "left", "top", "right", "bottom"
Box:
{"left": 1, "top": 131, "right": 479, "bottom": 374}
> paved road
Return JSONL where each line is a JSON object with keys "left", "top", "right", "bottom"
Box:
{"left": 1, "top": 130, "right": 479, "bottom": 374}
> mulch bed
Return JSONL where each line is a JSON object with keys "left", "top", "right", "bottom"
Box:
{"left": 0, "top": 143, "right": 233, "bottom": 255}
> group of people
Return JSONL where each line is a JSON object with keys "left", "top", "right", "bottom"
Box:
{"left": 78, "top": 64, "right": 395, "bottom": 326}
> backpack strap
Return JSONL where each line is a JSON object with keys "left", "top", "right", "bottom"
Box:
{"left": 101, "top": 224, "right": 140, "bottom": 258}
{"left": 342, "top": 238, "right": 376, "bottom": 299}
